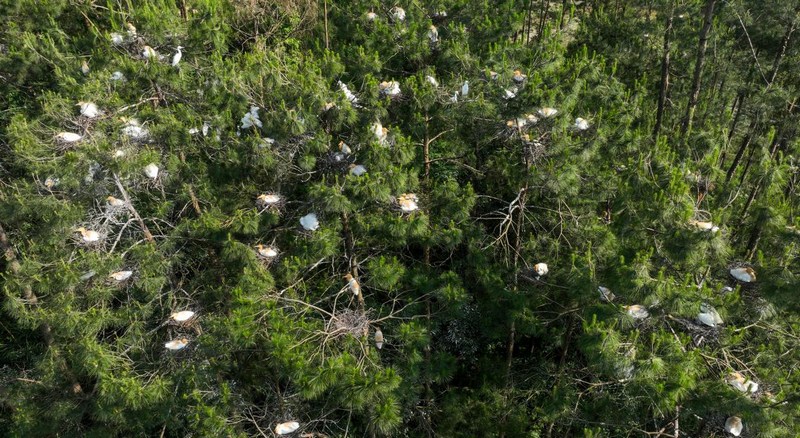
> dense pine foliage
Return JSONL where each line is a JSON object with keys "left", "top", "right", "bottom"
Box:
{"left": 1, "top": 0, "right": 799, "bottom": 436}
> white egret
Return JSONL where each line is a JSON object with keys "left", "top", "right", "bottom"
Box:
{"left": 106, "top": 196, "right": 125, "bottom": 207}
{"left": 574, "top": 117, "right": 590, "bottom": 131}
{"left": 144, "top": 163, "right": 160, "bottom": 179}
{"left": 108, "top": 271, "right": 133, "bottom": 281}
{"left": 397, "top": 193, "right": 419, "bottom": 212}
{"left": 75, "top": 227, "right": 100, "bottom": 243}
{"left": 170, "top": 310, "right": 196, "bottom": 322}
{"left": 374, "top": 329, "right": 384, "bottom": 349}
{"left": 598, "top": 286, "right": 615, "bottom": 302}
{"left": 503, "top": 88, "right": 517, "bottom": 99}
{"left": 77, "top": 101, "right": 100, "bottom": 118}
{"left": 110, "top": 71, "right": 125, "bottom": 81}
{"left": 513, "top": 70, "right": 527, "bottom": 83}
{"left": 726, "top": 372, "right": 759, "bottom": 393}
{"left": 625, "top": 305, "right": 649, "bottom": 319}
{"left": 240, "top": 106, "right": 262, "bottom": 129}
{"left": 365, "top": 11, "right": 378, "bottom": 21}
{"left": 461, "top": 80, "right": 469, "bottom": 97}
{"left": 339, "top": 141, "right": 352, "bottom": 154}
{"left": 730, "top": 267, "right": 756, "bottom": 283}
{"left": 256, "top": 194, "right": 281, "bottom": 208}
{"left": 171, "top": 46, "right": 183, "bottom": 67}
{"left": 428, "top": 25, "right": 439, "bottom": 43}
{"left": 110, "top": 32, "right": 125, "bottom": 45}
{"left": 697, "top": 303, "right": 723, "bottom": 327}
{"left": 255, "top": 244, "right": 279, "bottom": 259}
{"left": 81, "top": 60, "right": 90, "bottom": 75}
{"left": 349, "top": 164, "right": 367, "bottom": 176}
{"left": 164, "top": 338, "right": 189, "bottom": 351}
{"left": 300, "top": 213, "right": 320, "bottom": 231}
{"left": 425, "top": 75, "right": 439, "bottom": 87}
{"left": 56, "top": 132, "right": 82, "bottom": 143}
{"left": 379, "top": 80, "right": 401, "bottom": 97}
{"left": 724, "top": 416, "right": 743, "bottom": 436}
{"left": 537, "top": 107, "right": 558, "bottom": 118}
{"left": 274, "top": 421, "right": 300, "bottom": 435}
{"left": 533, "top": 263, "right": 548, "bottom": 277}
{"left": 338, "top": 81, "right": 359, "bottom": 104}
{"left": 391, "top": 6, "right": 406, "bottom": 21}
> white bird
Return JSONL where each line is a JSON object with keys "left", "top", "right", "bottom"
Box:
{"left": 512, "top": 69, "right": 527, "bottom": 83}
{"left": 144, "top": 163, "right": 160, "bottom": 179}
{"left": 697, "top": 303, "right": 723, "bottom": 327}
{"left": 255, "top": 244, "right": 279, "bottom": 259}
{"left": 339, "top": 141, "right": 352, "bottom": 154}
{"left": 44, "top": 177, "right": 59, "bottom": 189}
{"left": 56, "top": 132, "right": 82, "bottom": 143}
{"left": 372, "top": 121, "right": 387, "bottom": 144}
{"left": 533, "top": 263, "right": 548, "bottom": 277}
{"left": 503, "top": 88, "right": 517, "bottom": 99}
{"left": 730, "top": 267, "right": 756, "bottom": 283}
{"left": 260, "top": 138, "right": 276, "bottom": 148}
{"left": 170, "top": 310, "right": 196, "bottom": 322}
{"left": 425, "top": 75, "right": 439, "bottom": 87}
{"left": 488, "top": 70, "right": 499, "bottom": 80}
{"left": 598, "top": 286, "right": 615, "bottom": 302}
{"left": 256, "top": 194, "right": 281, "bottom": 208}
{"left": 391, "top": 6, "right": 406, "bottom": 21}
{"left": 450, "top": 92, "right": 458, "bottom": 103}
{"left": 75, "top": 227, "right": 100, "bottom": 243}
{"left": 724, "top": 416, "right": 743, "bottom": 436}
{"left": 428, "top": 25, "right": 439, "bottom": 43}
{"left": 112, "top": 149, "right": 126, "bottom": 158}
{"left": 274, "top": 421, "right": 300, "bottom": 435}
{"left": 625, "top": 305, "right": 649, "bottom": 319}
{"left": 110, "top": 71, "right": 125, "bottom": 81}
{"left": 433, "top": 10, "right": 448, "bottom": 18}
{"left": 125, "top": 22, "right": 137, "bottom": 36}
{"left": 240, "top": 106, "right": 262, "bottom": 129}
{"left": 142, "top": 45, "right": 158, "bottom": 60}
{"left": 110, "top": 32, "right": 125, "bottom": 45}
{"left": 77, "top": 101, "right": 100, "bottom": 118}
{"left": 106, "top": 196, "right": 125, "bottom": 207}
{"left": 397, "top": 193, "right": 419, "bottom": 212}
{"left": 537, "top": 107, "right": 558, "bottom": 118}
{"left": 81, "top": 60, "right": 90, "bottom": 75}
{"left": 164, "top": 338, "right": 189, "bottom": 351}
{"left": 726, "top": 372, "right": 759, "bottom": 393}
{"left": 171, "top": 46, "right": 183, "bottom": 67}
{"left": 121, "top": 118, "right": 149, "bottom": 141}
{"left": 689, "top": 219, "right": 720, "bottom": 233}
{"left": 574, "top": 117, "right": 590, "bottom": 131}
{"left": 344, "top": 273, "right": 361, "bottom": 295}
{"left": 202, "top": 121, "right": 210, "bottom": 137}
{"left": 300, "top": 213, "right": 320, "bottom": 231}
{"left": 365, "top": 11, "right": 378, "bottom": 21}
{"left": 374, "top": 328, "right": 384, "bottom": 349}
{"left": 338, "top": 81, "right": 359, "bottom": 104}
{"left": 461, "top": 80, "right": 469, "bottom": 97}
{"left": 108, "top": 270, "right": 133, "bottom": 281}
{"left": 349, "top": 164, "right": 367, "bottom": 176}
{"left": 379, "top": 80, "right": 401, "bottom": 97}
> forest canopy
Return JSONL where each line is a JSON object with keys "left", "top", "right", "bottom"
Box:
{"left": 1, "top": 0, "right": 799, "bottom": 436}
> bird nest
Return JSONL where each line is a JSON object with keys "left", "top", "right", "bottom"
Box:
{"left": 318, "top": 150, "right": 355, "bottom": 174}
{"left": 327, "top": 308, "right": 370, "bottom": 339}
{"left": 255, "top": 193, "right": 285, "bottom": 213}
{"left": 668, "top": 316, "right": 722, "bottom": 348}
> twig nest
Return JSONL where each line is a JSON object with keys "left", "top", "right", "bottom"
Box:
{"left": 689, "top": 219, "right": 720, "bottom": 233}
{"left": 240, "top": 106, "right": 262, "bottom": 129}
{"left": 730, "top": 266, "right": 756, "bottom": 283}
{"left": 573, "top": 117, "right": 590, "bottom": 131}
{"left": 108, "top": 270, "right": 133, "bottom": 281}
{"left": 697, "top": 303, "right": 723, "bottom": 327}
{"left": 624, "top": 305, "right": 649, "bottom": 319}
{"left": 598, "top": 286, "right": 615, "bottom": 302}
{"left": 56, "top": 132, "right": 83, "bottom": 144}
{"left": 255, "top": 244, "right": 279, "bottom": 260}
{"left": 300, "top": 213, "right": 320, "bottom": 231}
{"left": 396, "top": 193, "right": 419, "bottom": 213}
{"left": 77, "top": 101, "right": 101, "bottom": 118}
{"left": 143, "top": 163, "right": 160, "bottom": 179}
{"left": 512, "top": 70, "right": 527, "bottom": 83}
{"left": 164, "top": 338, "right": 189, "bottom": 351}
{"left": 170, "top": 310, "right": 196, "bottom": 323}
{"left": 374, "top": 328, "right": 384, "bottom": 349}
{"left": 121, "top": 118, "right": 149, "bottom": 141}
{"left": 274, "top": 421, "right": 300, "bottom": 435}
{"left": 344, "top": 273, "right": 361, "bottom": 295}
{"left": 75, "top": 227, "right": 101, "bottom": 243}
{"left": 725, "top": 416, "right": 743, "bottom": 436}
{"left": 255, "top": 193, "right": 282, "bottom": 209}
{"left": 390, "top": 6, "right": 406, "bottom": 22}
{"left": 726, "top": 372, "right": 759, "bottom": 393}
{"left": 338, "top": 81, "right": 359, "bottom": 105}
{"left": 533, "top": 262, "right": 548, "bottom": 277}
{"left": 425, "top": 75, "right": 439, "bottom": 87}
{"left": 537, "top": 107, "right": 559, "bottom": 118}
{"left": 428, "top": 25, "right": 439, "bottom": 43}
{"left": 106, "top": 196, "right": 126, "bottom": 207}
{"left": 379, "top": 80, "right": 402, "bottom": 97}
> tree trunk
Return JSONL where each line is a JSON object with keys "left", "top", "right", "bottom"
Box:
{"left": 766, "top": 13, "right": 797, "bottom": 88}
{"left": 725, "top": 119, "right": 757, "bottom": 183}
{"left": 653, "top": 2, "right": 674, "bottom": 139}
{"left": 681, "top": 0, "right": 717, "bottom": 140}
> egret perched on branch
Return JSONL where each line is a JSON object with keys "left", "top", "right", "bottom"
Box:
{"left": 171, "top": 46, "right": 183, "bottom": 67}
{"left": 374, "top": 328, "right": 384, "bottom": 349}
{"left": 240, "top": 106, "right": 262, "bottom": 129}
{"left": 428, "top": 25, "right": 439, "bottom": 43}
{"left": 344, "top": 273, "right": 361, "bottom": 295}
{"left": 274, "top": 421, "right": 300, "bottom": 435}
{"left": 688, "top": 219, "right": 719, "bottom": 233}
{"left": 81, "top": 60, "right": 90, "bottom": 75}
{"left": 461, "top": 80, "right": 469, "bottom": 97}
{"left": 75, "top": 227, "right": 100, "bottom": 243}
{"left": 574, "top": 117, "right": 590, "bottom": 131}
{"left": 108, "top": 271, "right": 133, "bottom": 281}
{"left": 372, "top": 120, "right": 388, "bottom": 144}
{"left": 338, "top": 81, "right": 359, "bottom": 105}
{"left": 77, "top": 101, "right": 100, "bottom": 119}
{"left": 164, "top": 338, "right": 189, "bottom": 351}
{"left": 397, "top": 193, "right": 419, "bottom": 212}
{"left": 425, "top": 75, "right": 439, "bottom": 87}
{"left": 106, "top": 196, "right": 125, "bottom": 207}
{"left": 255, "top": 193, "right": 281, "bottom": 208}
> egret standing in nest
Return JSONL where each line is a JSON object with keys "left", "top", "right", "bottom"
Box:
{"left": 624, "top": 305, "right": 649, "bottom": 319}
{"left": 397, "top": 193, "right": 419, "bottom": 212}
{"left": 144, "top": 163, "right": 160, "bottom": 179}
{"left": 75, "top": 227, "right": 100, "bottom": 243}
{"left": 108, "top": 270, "right": 133, "bottom": 281}
{"left": 170, "top": 310, "right": 196, "bottom": 323}
{"left": 428, "top": 25, "right": 439, "bottom": 43}
{"left": 724, "top": 416, "right": 743, "bottom": 436}
{"left": 56, "top": 132, "right": 83, "bottom": 144}
{"left": 574, "top": 117, "right": 590, "bottom": 131}
{"left": 512, "top": 69, "right": 527, "bottom": 83}
{"left": 77, "top": 101, "right": 101, "bottom": 119}
{"left": 374, "top": 328, "right": 384, "bottom": 349}
{"left": 730, "top": 266, "right": 756, "bottom": 283}
{"left": 274, "top": 421, "right": 300, "bottom": 435}
{"left": 391, "top": 6, "right": 406, "bottom": 22}
{"left": 255, "top": 244, "right": 279, "bottom": 259}
{"left": 339, "top": 141, "right": 352, "bottom": 154}
{"left": 344, "top": 273, "right": 361, "bottom": 295}
{"left": 164, "top": 338, "right": 189, "bottom": 351}
{"left": 300, "top": 213, "right": 320, "bottom": 231}
{"left": 255, "top": 193, "right": 281, "bottom": 209}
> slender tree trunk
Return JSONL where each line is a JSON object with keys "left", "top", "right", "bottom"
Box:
{"left": 653, "top": 2, "right": 674, "bottom": 139}
{"left": 681, "top": 0, "right": 717, "bottom": 140}
{"left": 558, "top": 0, "right": 569, "bottom": 29}
{"left": 537, "top": 0, "right": 549, "bottom": 43}
{"left": 725, "top": 119, "right": 757, "bottom": 183}
{"left": 766, "top": 13, "right": 797, "bottom": 88}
